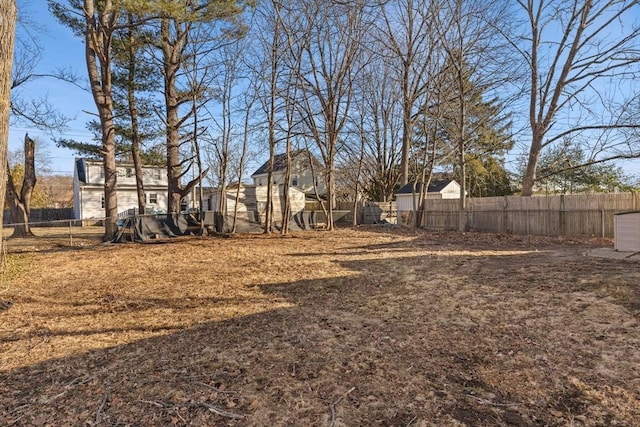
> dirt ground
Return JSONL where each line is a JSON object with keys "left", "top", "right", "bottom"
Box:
{"left": 0, "top": 226, "right": 639, "bottom": 426}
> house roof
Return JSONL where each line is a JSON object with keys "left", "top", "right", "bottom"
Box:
{"left": 251, "top": 149, "right": 313, "bottom": 176}
{"left": 396, "top": 179, "right": 456, "bottom": 194}
{"left": 74, "top": 157, "right": 165, "bottom": 185}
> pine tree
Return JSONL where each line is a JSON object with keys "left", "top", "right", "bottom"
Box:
{"left": 420, "top": 54, "right": 514, "bottom": 197}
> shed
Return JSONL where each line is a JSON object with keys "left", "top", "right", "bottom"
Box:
{"left": 395, "top": 179, "right": 461, "bottom": 211}
{"left": 614, "top": 211, "right": 640, "bottom": 252}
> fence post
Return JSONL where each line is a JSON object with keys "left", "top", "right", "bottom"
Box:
{"left": 503, "top": 196, "right": 508, "bottom": 233}
{"left": 69, "top": 220, "right": 73, "bottom": 246}
{"left": 601, "top": 209, "right": 605, "bottom": 238}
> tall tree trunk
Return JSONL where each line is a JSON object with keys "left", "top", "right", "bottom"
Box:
{"left": 326, "top": 141, "right": 336, "bottom": 231}
{"left": 6, "top": 134, "right": 37, "bottom": 238}
{"left": 400, "top": 71, "right": 412, "bottom": 186}
{"left": 193, "top": 120, "right": 205, "bottom": 234}
{"left": 281, "top": 137, "right": 292, "bottom": 235}
{"left": 232, "top": 103, "right": 251, "bottom": 233}
{"left": 161, "top": 17, "right": 187, "bottom": 214}
{"left": 84, "top": 0, "right": 118, "bottom": 241}
{"left": 264, "top": 11, "right": 279, "bottom": 235}
{"left": 264, "top": 146, "right": 275, "bottom": 234}
{"left": 457, "top": 96, "right": 466, "bottom": 232}
{"left": 0, "top": 1, "right": 17, "bottom": 249}
{"left": 126, "top": 14, "right": 145, "bottom": 214}
{"left": 353, "top": 131, "right": 366, "bottom": 226}
{"left": 521, "top": 130, "right": 544, "bottom": 196}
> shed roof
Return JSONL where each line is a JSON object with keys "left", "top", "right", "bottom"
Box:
{"left": 396, "top": 179, "right": 456, "bottom": 195}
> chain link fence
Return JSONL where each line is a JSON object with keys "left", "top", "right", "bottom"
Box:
{"left": 2, "top": 218, "right": 105, "bottom": 252}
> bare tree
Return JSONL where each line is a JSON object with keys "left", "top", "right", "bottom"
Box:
{"left": 5, "top": 3, "right": 77, "bottom": 239}
{"left": 272, "top": 3, "right": 307, "bottom": 235}
{"left": 231, "top": 85, "right": 259, "bottom": 233}
{"left": 6, "top": 134, "right": 37, "bottom": 238}
{"left": 285, "top": 0, "right": 368, "bottom": 231}
{"left": 350, "top": 52, "right": 403, "bottom": 203}
{"left": 434, "top": 0, "right": 514, "bottom": 230}
{"left": 200, "top": 31, "right": 248, "bottom": 232}
{"left": 157, "top": 3, "right": 244, "bottom": 214}
{"left": 511, "top": 0, "right": 640, "bottom": 196}
{"left": 10, "top": 4, "right": 76, "bottom": 133}
{"left": 378, "top": 0, "right": 439, "bottom": 186}
{"left": 251, "top": 0, "right": 286, "bottom": 234}
{"left": 159, "top": 14, "right": 197, "bottom": 214}
{"left": 10, "top": 42, "right": 70, "bottom": 131}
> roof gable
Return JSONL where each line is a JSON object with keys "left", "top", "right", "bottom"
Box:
{"left": 251, "top": 149, "right": 315, "bottom": 177}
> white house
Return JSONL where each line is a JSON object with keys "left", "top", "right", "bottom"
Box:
{"left": 209, "top": 184, "right": 306, "bottom": 218}
{"left": 395, "top": 179, "right": 461, "bottom": 211}
{"left": 251, "top": 149, "right": 326, "bottom": 197}
{"left": 73, "top": 158, "right": 168, "bottom": 220}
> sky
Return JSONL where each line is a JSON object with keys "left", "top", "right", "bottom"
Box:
{"left": 8, "top": 1, "right": 639, "bottom": 182}
{"left": 9, "top": 1, "right": 97, "bottom": 176}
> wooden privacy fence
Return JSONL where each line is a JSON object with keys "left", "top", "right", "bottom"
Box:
{"left": 397, "top": 192, "right": 640, "bottom": 238}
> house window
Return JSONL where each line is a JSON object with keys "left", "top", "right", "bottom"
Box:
{"left": 153, "top": 168, "right": 161, "bottom": 179}
{"left": 99, "top": 166, "right": 105, "bottom": 178}
{"left": 149, "top": 193, "right": 158, "bottom": 204}
{"left": 292, "top": 175, "right": 298, "bottom": 186}
{"left": 100, "top": 194, "right": 105, "bottom": 209}
{"left": 126, "top": 168, "right": 133, "bottom": 178}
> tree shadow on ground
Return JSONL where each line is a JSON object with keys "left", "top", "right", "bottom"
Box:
{"left": 1, "top": 246, "right": 638, "bottom": 426}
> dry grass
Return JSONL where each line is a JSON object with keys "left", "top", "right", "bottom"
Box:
{"left": 1, "top": 226, "right": 639, "bottom": 426}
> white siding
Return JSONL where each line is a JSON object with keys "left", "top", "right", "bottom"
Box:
{"left": 614, "top": 212, "right": 640, "bottom": 252}
{"left": 252, "top": 153, "right": 326, "bottom": 195}
{"left": 210, "top": 185, "right": 306, "bottom": 215}
{"left": 440, "top": 182, "right": 462, "bottom": 199}
{"left": 396, "top": 194, "right": 421, "bottom": 211}
{"left": 73, "top": 159, "right": 168, "bottom": 219}
{"left": 396, "top": 182, "right": 462, "bottom": 212}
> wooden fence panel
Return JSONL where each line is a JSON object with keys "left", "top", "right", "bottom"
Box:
{"left": 390, "top": 192, "right": 639, "bottom": 237}
{"left": 363, "top": 201, "right": 397, "bottom": 224}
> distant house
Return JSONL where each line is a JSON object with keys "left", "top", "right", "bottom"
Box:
{"left": 73, "top": 158, "right": 168, "bottom": 220}
{"left": 209, "top": 184, "right": 306, "bottom": 217}
{"left": 251, "top": 149, "right": 326, "bottom": 197}
{"left": 395, "top": 179, "right": 461, "bottom": 211}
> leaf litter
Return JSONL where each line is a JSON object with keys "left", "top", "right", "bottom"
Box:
{"left": 0, "top": 226, "right": 638, "bottom": 426}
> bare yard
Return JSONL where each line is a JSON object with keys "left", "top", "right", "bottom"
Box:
{"left": 1, "top": 227, "right": 639, "bottom": 426}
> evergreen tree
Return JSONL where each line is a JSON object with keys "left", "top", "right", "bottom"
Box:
{"left": 530, "top": 145, "right": 635, "bottom": 194}
{"left": 419, "top": 55, "right": 514, "bottom": 197}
